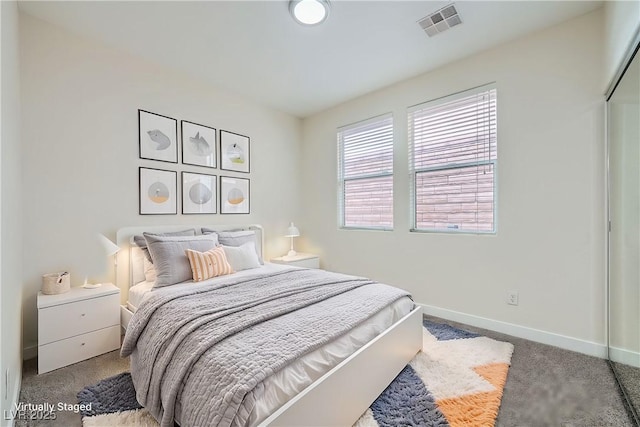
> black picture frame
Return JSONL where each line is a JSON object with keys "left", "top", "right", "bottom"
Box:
{"left": 220, "top": 130, "right": 250, "bottom": 173}
{"left": 181, "top": 171, "right": 217, "bottom": 215}
{"left": 219, "top": 175, "right": 250, "bottom": 214}
{"left": 139, "top": 110, "right": 178, "bottom": 164}
{"left": 139, "top": 167, "right": 178, "bottom": 215}
{"left": 181, "top": 120, "right": 217, "bottom": 169}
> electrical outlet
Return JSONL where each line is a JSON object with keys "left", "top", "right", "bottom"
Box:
{"left": 507, "top": 291, "right": 519, "bottom": 306}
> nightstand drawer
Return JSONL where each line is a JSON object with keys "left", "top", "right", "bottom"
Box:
{"left": 286, "top": 258, "right": 320, "bottom": 268}
{"left": 39, "top": 293, "right": 119, "bottom": 345}
{"left": 271, "top": 253, "right": 320, "bottom": 269}
{"left": 38, "top": 325, "right": 120, "bottom": 374}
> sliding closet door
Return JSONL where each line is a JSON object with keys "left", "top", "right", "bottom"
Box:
{"left": 609, "top": 46, "right": 640, "bottom": 421}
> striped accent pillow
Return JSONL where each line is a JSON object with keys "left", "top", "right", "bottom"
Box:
{"left": 185, "top": 247, "right": 234, "bottom": 282}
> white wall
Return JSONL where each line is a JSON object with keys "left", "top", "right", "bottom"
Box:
{"left": 604, "top": 0, "right": 640, "bottom": 90}
{"left": 1, "top": 0, "right": 23, "bottom": 422}
{"left": 301, "top": 10, "right": 606, "bottom": 353}
{"left": 19, "top": 13, "right": 303, "bottom": 355}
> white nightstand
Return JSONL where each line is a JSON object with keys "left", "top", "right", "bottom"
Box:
{"left": 37, "top": 283, "right": 120, "bottom": 374}
{"left": 271, "top": 253, "right": 320, "bottom": 269}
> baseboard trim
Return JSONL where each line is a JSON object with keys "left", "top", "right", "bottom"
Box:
{"left": 11, "top": 375, "right": 20, "bottom": 427}
{"left": 22, "top": 344, "right": 37, "bottom": 361}
{"left": 610, "top": 346, "right": 640, "bottom": 367}
{"left": 5, "top": 369, "right": 21, "bottom": 427}
{"left": 418, "top": 303, "right": 607, "bottom": 358}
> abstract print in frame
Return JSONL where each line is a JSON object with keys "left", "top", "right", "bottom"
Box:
{"left": 139, "top": 110, "right": 178, "bottom": 163}
{"left": 220, "top": 130, "right": 250, "bottom": 173}
{"left": 139, "top": 167, "right": 177, "bottom": 215}
{"left": 182, "top": 172, "right": 217, "bottom": 215}
{"left": 181, "top": 121, "right": 217, "bottom": 168}
{"left": 220, "top": 176, "right": 250, "bottom": 214}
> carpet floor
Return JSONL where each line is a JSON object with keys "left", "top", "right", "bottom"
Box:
{"left": 612, "top": 361, "right": 640, "bottom": 422}
{"left": 16, "top": 316, "right": 635, "bottom": 427}
{"left": 426, "top": 316, "right": 634, "bottom": 427}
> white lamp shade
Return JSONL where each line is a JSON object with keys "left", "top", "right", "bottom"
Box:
{"left": 100, "top": 234, "right": 120, "bottom": 257}
{"left": 285, "top": 222, "right": 300, "bottom": 238}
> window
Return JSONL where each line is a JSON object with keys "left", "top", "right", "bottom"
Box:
{"left": 338, "top": 114, "right": 393, "bottom": 229}
{"left": 409, "top": 85, "right": 497, "bottom": 233}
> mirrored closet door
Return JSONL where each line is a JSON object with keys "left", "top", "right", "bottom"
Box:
{"left": 608, "top": 38, "right": 640, "bottom": 425}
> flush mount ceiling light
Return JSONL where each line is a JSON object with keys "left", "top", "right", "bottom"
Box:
{"left": 289, "top": 0, "right": 330, "bottom": 26}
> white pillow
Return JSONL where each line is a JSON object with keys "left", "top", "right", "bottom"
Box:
{"left": 223, "top": 242, "right": 261, "bottom": 272}
{"left": 203, "top": 229, "right": 263, "bottom": 264}
{"left": 143, "top": 257, "right": 157, "bottom": 283}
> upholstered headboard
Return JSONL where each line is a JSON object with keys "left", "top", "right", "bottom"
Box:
{"left": 115, "top": 224, "right": 264, "bottom": 303}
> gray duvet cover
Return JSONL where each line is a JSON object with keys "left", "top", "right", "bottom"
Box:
{"left": 121, "top": 268, "right": 411, "bottom": 427}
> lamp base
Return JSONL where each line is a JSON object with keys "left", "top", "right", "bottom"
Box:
{"left": 82, "top": 283, "right": 102, "bottom": 289}
{"left": 287, "top": 250, "right": 297, "bottom": 257}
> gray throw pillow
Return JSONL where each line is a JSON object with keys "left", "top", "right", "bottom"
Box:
{"left": 133, "top": 229, "right": 196, "bottom": 263}
{"left": 144, "top": 233, "right": 219, "bottom": 287}
{"left": 201, "top": 228, "right": 263, "bottom": 264}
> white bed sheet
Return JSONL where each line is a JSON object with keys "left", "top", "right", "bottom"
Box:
{"left": 127, "top": 281, "right": 153, "bottom": 312}
{"left": 126, "top": 264, "right": 414, "bottom": 427}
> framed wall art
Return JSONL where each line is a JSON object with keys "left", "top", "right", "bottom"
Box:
{"left": 139, "top": 110, "right": 178, "bottom": 163}
{"left": 181, "top": 120, "right": 217, "bottom": 168}
{"left": 139, "top": 167, "right": 177, "bottom": 215}
{"left": 182, "top": 172, "right": 217, "bottom": 214}
{"left": 220, "top": 130, "right": 250, "bottom": 173}
{"left": 220, "top": 176, "right": 250, "bottom": 214}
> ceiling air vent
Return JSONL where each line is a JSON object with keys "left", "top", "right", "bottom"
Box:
{"left": 418, "top": 3, "right": 462, "bottom": 37}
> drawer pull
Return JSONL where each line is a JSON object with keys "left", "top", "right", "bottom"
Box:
{"left": 81, "top": 313, "right": 86, "bottom": 317}
{"left": 81, "top": 342, "right": 85, "bottom": 346}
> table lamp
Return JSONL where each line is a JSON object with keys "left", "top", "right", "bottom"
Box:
{"left": 84, "top": 234, "right": 120, "bottom": 289}
{"left": 285, "top": 222, "right": 300, "bottom": 257}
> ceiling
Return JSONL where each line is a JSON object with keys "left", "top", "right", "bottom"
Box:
{"left": 19, "top": 1, "right": 602, "bottom": 118}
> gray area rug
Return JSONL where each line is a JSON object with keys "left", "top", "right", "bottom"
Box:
{"left": 77, "top": 372, "right": 142, "bottom": 417}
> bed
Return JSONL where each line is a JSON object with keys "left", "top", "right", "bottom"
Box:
{"left": 116, "top": 224, "right": 422, "bottom": 427}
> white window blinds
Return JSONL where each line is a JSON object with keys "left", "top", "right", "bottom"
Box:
{"left": 409, "top": 85, "right": 497, "bottom": 233}
{"left": 338, "top": 114, "right": 393, "bottom": 229}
